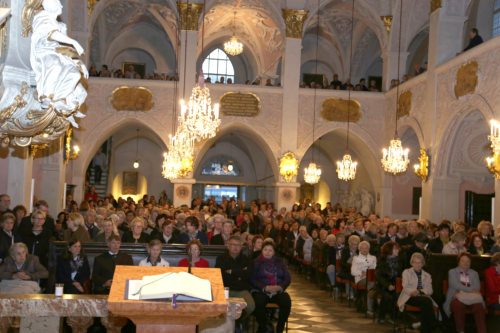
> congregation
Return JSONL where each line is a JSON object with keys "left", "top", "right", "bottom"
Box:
{"left": 0, "top": 192, "right": 499, "bottom": 333}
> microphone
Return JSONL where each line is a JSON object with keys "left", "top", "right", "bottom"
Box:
{"left": 188, "top": 253, "right": 192, "bottom": 274}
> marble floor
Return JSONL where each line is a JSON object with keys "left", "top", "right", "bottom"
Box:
{"left": 283, "top": 271, "right": 396, "bottom": 333}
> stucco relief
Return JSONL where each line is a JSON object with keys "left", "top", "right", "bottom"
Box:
{"left": 454, "top": 61, "right": 478, "bottom": 99}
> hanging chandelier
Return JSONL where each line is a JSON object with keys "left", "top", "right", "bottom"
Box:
{"left": 303, "top": 0, "right": 322, "bottom": 185}
{"left": 336, "top": 0, "right": 358, "bottom": 181}
{"left": 279, "top": 152, "right": 299, "bottom": 182}
{"left": 381, "top": 0, "right": 409, "bottom": 174}
{"left": 224, "top": 36, "right": 244, "bottom": 56}
{"left": 162, "top": 124, "right": 194, "bottom": 179}
{"left": 489, "top": 119, "right": 500, "bottom": 152}
{"left": 304, "top": 162, "right": 322, "bottom": 184}
{"left": 337, "top": 154, "right": 358, "bottom": 181}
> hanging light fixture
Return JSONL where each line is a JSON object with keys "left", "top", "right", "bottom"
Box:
{"left": 224, "top": 11, "right": 243, "bottom": 56}
{"left": 304, "top": 0, "right": 322, "bottom": 185}
{"left": 179, "top": 0, "right": 221, "bottom": 142}
{"left": 381, "top": 0, "right": 410, "bottom": 174}
{"left": 133, "top": 129, "right": 140, "bottom": 169}
{"left": 279, "top": 152, "right": 299, "bottom": 182}
{"left": 336, "top": 0, "right": 358, "bottom": 181}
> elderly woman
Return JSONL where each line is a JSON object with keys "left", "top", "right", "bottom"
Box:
{"left": 484, "top": 252, "right": 500, "bottom": 310}
{"left": 0, "top": 243, "right": 48, "bottom": 293}
{"left": 296, "top": 225, "right": 313, "bottom": 263}
{"left": 178, "top": 240, "right": 209, "bottom": 268}
{"left": 340, "top": 234, "right": 360, "bottom": 300}
{"left": 442, "top": 231, "right": 467, "bottom": 255}
{"left": 251, "top": 241, "right": 291, "bottom": 333}
{"left": 351, "top": 240, "right": 377, "bottom": 314}
{"left": 0, "top": 213, "right": 20, "bottom": 264}
{"left": 444, "top": 253, "right": 486, "bottom": 333}
{"left": 477, "top": 220, "right": 494, "bottom": 251}
{"left": 94, "top": 218, "right": 120, "bottom": 242}
{"left": 63, "top": 212, "right": 91, "bottom": 243}
{"left": 139, "top": 240, "right": 169, "bottom": 267}
{"left": 55, "top": 240, "right": 90, "bottom": 294}
{"left": 376, "top": 241, "right": 401, "bottom": 323}
{"left": 397, "top": 252, "right": 438, "bottom": 333}
{"left": 121, "top": 217, "right": 149, "bottom": 243}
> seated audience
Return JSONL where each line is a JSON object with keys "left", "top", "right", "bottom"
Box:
{"left": 484, "top": 252, "right": 500, "bottom": 310}
{"left": 179, "top": 216, "right": 208, "bottom": 245}
{"left": 428, "top": 223, "right": 450, "bottom": 253}
{"left": 211, "top": 220, "right": 233, "bottom": 245}
{"left": 324, "top": 234, "right": 337, "bottom": 287}
{"left": 251, "top": 241, "right": 291, "bottom": 333}
{"left": 251, "top": 235, "right": 264, "bottom": 259}
{"left": 94, "top": 218, "right": 120, "bottom": 242}
{"left": 397, "top": 252, "right": 438, "bottom": 333}
{"left": 477, "top": 220, "right": 494, "bottom": 251}
{"left": 215, "top": 235, "right": 255, "bottom": 330}
{"left": 63, "top": 212, "right": 91, "bottom": 243}
{"left": 444, "top": 253, "right": 486, "bottom": 333}
{"left": 468, "top": 233, "right": 486, "bottom": 255}
{"left": 178, "top": 239, "right": 209, "bottom": 268}
{"left": 19, "top": 209, "right": 54, "bottom": 268}
{"left": 139, "top": 239, "right": 169, "bottom": 267}
{"left": 351, "top": 240, "right": 377, "bottom": 314}
{"left": 92, "top": 235, "right": 133, "bottom": 294}
{"left": 442, "top": 231, "right": 467, "bottom": 255}
{"left": 299, "top": 225, "right": 313, "bottom": 263}
{"left": 121, "top": 217, "right": 149, "bottom": 243}
{"left": 157, "top": 220, "right": 179, "bottom": 244}
{"left": 0, "top": 213, "right": 20, "bottom": 264}
{"left": 0, "top": 243, "right": 48, "bottom": 293}
{"left": 55, "top": 240, "right": 90, "bottom": 294}
{"left": 339, "top": 234, "right": 360, "bottom": 299}
{"left": 376, "top": 241, "right": 401, "bottom": 323}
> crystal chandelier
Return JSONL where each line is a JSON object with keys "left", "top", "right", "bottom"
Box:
{"left": 382, "top": 139, "right": 410, "bottom": 174}
{"left": 381, "top": 0, "right": 410, "bottom": 174}
{"left": 162, "top": 124, "right": 194, "bottom": 179}
{"left": 224, "top": 36, "right": 243, "bottom": 56}
{"left": 337, "top": 154, "right": 357, "bottom": 181}
{"left": 304, "top": 162, "right": 322, "bottom": 184}
{"left": 279, "top": 152, "right": 299, "bottom": 182}
{"left": 224, "top": 11, "right": 243, "bottom": 56}
{"left": 336, "top": 0, "right": 358, "bottom": 181}
{"left": 489, "top": 119, "right": 500, "bottom": 152}
{"left": 179, "top": 73, "right": 221, "bottom": 142}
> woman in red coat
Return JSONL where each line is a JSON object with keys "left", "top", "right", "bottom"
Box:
{"left": 484, "top": 252, "right": 500, "bottom": 310}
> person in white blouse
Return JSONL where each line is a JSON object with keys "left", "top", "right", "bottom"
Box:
{"left": 351, "top": 241, "right": 377, "bottom": 314}
{"left": 139, "top": 240, "right": 170, "bottom": 267}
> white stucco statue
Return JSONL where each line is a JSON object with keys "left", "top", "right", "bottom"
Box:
{"left": 23, "top": 0, "right": 87, "bottom": 127}
{"left": 360, "top": 189, "right": 374, "bottom": 217}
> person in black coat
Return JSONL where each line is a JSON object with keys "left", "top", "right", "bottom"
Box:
{"left": 0, "top": 213, "right": 21, "bottom": 264}
{"left": 179, "top": 216, "right": 208, "bottom": 245}
{"left": 19, "top": 209, "right": 54, "bottom": 269}
{"left": 428, "top": 223, "right": 450, "bottom": 253}
{"left": 92, "top": 235, "right": 133, "bottom": 294}
{"left": 210, "top": 221, "right": 233, "bottom": 245}
{"left": 56, "top": 240, "right": 91, "bottom": 294}
{"left": 121, "top": 217, "right": 150, "bottom": 243}
{"left": 375, "top": 241, "right": 402, "bottom": 323}
{"left": 18, "top": 201, "right": 56, "bottom": 237}
{"left": 152, "top": 221, "right": 179, "bottom": 244}
{"left": 464, "top": 28, "right": 483, "bottom": 51}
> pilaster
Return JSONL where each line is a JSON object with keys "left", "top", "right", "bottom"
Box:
{"left": 38, "top": 138, "right": 66, "bottom": 217}
{"left": 421, "top": 177, "right": 461, "bottom": 223}
{"left": 275, "top": 182, "right": 300, "bottom": 211}
{"left": 7, "top": 147, "right": 33, "bottom": 212}
{"left": 171, "top": 178, "right": 196, "bottom": 207}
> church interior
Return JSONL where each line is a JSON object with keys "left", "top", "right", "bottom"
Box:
{"left": 0, "top": 0, "right": 499, "bottom": 332}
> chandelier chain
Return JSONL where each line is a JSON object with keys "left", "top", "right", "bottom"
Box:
{"left": 346, "top": 0, "right": 355, "bottom": 151}
{"left": 395, "top": 0, "right": 403, "bottom": 137}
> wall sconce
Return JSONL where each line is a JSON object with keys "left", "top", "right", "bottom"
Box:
{"left": 486, "top": 152, "right": 500, "bottom": 179}
{"left": 279, "top": 152, "right": 299, "bottom": 182}
{"left": 413, "top": 148, "right": 429, "bottom": 182}
{"left": 489, "top": 119, "right": 500, "bottom": 152}
{"left": 65, "top": 128, "right": 79, "bottom": 163}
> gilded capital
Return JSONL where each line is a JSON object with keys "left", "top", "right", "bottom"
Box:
{"left": 177, "top": 2, "right": 204, "bottom": 31}
{"left": 430, "top": 0, "right": 442, "bottom": 13}
{"left": 282, "top": 9, "right": 308, "bottom": 38}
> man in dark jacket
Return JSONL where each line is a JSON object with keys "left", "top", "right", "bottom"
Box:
{"left": 464, "top": 28, "right": 483, "bottom": 51}
{"left": 215, "top": 235, "right": 254, "bottom": 331}
{"left": 92, "top": 235, "right": 133, "bottom": 294}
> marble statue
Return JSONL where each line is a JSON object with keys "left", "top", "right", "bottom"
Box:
{"left": 24, "top": 0, "right": 87, "bottom": 127}
{"left": 360, "top": 189, "right": 374, "bottom": 217}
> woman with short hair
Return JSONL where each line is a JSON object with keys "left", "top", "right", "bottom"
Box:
{"left": 63, "top": 212, "right": 91, "bottom": 243}
{"left": 0, "top": 213, "right": 20, "bottom": 264}
{"left": 178, "top": 240, "right": 209, "bottom": 268}
{"left": 121, "top": 217, "right": 149, "bottom": 243}
{"left": 444, "top": 253, "right": 486, "bottom": 333}
{"left": 139, "top": 240, "right": 169, "bottom": 267}
{"left": 56, "top": 240, "right": 91, "bottom": 294}
{"left": 442, "top": 231, "right": 467, "bottom": 255}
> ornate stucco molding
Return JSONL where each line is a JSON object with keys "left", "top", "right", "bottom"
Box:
{"left": 397, "top": 91, "right": 412, "bottom": 119}
{"left": 282, "top": 9, "right": 308, "bottom": 39}
{"left": 177, "top": 2, "right": 203, "bottom": 31}
{"left": 454, "top": 61, "right": 478, "bottom": 99}
{"left": 320, "top": 98, "right": 362, "bottom": 123}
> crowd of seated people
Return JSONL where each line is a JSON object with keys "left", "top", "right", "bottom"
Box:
{"left": 0, "top": 191, "right": 499, "bottom": 332}
{"left": 88, "top": 64, "right": 179, "bottom": 81}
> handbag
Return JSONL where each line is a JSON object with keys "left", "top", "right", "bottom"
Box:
{"left": 455, "top": 291, "right": 483, "bottom": 305}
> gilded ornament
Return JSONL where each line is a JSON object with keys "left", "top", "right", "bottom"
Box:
{"left": 282, "top": 9, "right": 308, "bottom": 38}
{"left": 380, "top": 15, "right": 392, "bottom": 33}
{"left": 0, "top": 6, "right": 9, "bottom": 57}
{"left": 454, "top": 61, "right": 478, "bottom": 98}
{"left": 87, "top": 0, "right": 99, "bottom": 17}
{"left": 0, "top": 83, "right": 28, "bottom": 125}
{"left": 110, "top": 86, "right": 154, "bottom": 112}
{"left": 397, "top": 91, "right": 412, "bottom": 119}
{"left": 220, "top": 92, "right": 261, "bottom": 117}
{"left": 320, "top": 98, "right": 361, "bottom": 123}
{"left": 29, "top": 143, "right": 48, "bottom": 157}
{"left": 413, "top": 148, "right": 429, "bottom": 182}
{"left": 177, "top": 2, "right": 204, "bottom": 31}
{"left": 430, "top": 0, "right": 442, "bottom": 13}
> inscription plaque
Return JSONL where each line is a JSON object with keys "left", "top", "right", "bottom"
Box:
{"left": 220, "top": 92, "right": 261, "bottom": 117}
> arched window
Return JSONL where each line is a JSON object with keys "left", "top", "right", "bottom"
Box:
{"left": 202, "top": 49, "right": 235, "bottom": 83}
{"left": 493, "top": 0, "right": 500, "bottom": 37}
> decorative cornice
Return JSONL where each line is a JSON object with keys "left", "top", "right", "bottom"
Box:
{"left": 282, "top": 9, "right": 308, "bottom": 39}
{"left": 177, "top": 2, "right": 204, "bottom": 31}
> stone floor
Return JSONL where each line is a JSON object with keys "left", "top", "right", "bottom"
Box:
{"left": 283, "top": 271, "right": 396, "bottom": 333}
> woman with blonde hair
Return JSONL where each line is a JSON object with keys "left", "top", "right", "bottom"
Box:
{"left": 94, "top": 218, "right": 119, "bottom": 242}
{"left": 442, "top": 231, "right": 467, "bottom": 255}
{"left": 63, "top": 213, "right": 91, "bottom": 243}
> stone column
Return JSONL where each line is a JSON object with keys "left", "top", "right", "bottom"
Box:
{"left": 7, "top": 147, "right": 33, "bottom": 212}
{"left": 275, "top": 182, "right": 300, "bottom": 211}
{"left": 280, "top": 9, "right": 308, "bottom": 154}
{"left": 37, "top": 138, "right": 66, "bottom": 217}
{"left": 421, "top": 177, "right": 461, "bottom": 223}
{"left": 171, "top": 178, "right": 196, "bottom": 207}
{"left": 375, "top": 178, "right": 393, "bottom": 218}
{"left": 381, "top": 51, "right": 409, "bottom": 91}
{"left": 177, "top": 2, "right": 203, "bottom": 100}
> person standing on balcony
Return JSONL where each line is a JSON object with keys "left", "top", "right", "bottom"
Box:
{"left": 92, "top": 148, "right": 107, "bottom": 184}
{"left": 464, "top": 28, "right": 483, "bottom": 51}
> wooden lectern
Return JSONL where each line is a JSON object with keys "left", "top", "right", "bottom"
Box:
{"left": 107, "top": 266, "right": 227, "bottom": 333}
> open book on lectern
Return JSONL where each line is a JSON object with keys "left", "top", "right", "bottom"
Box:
{"left": 126, "top": 271, "right": 213, "bottom": 302}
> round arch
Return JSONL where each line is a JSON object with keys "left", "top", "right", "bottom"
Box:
{"left": 193, "top": 123, "right": 280, "bottom": 183}
{"left": 397, "top": 116, "right": 426, "bottom": 149}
